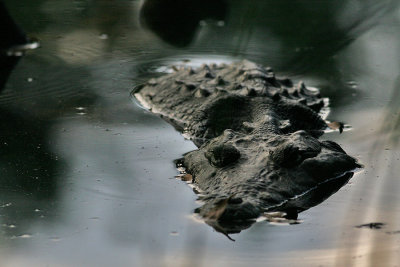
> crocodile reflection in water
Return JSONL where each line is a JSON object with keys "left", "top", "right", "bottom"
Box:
{"left": 134, "top": 60, "right": 360, "bottom": 234}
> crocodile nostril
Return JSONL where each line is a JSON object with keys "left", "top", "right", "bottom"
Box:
{"left": 270, "top": 131, "right": 322, "bottom": 167}
{"left": 271, "top": 143, "right": 320, "bottom": 167}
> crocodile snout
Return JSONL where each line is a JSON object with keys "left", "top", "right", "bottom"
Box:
{"left": 301, "top": 149, "right": 359, "bottom": 181}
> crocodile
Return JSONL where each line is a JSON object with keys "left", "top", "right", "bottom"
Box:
{"left": 133, "top": 60, "right": 360, "bottom": 232}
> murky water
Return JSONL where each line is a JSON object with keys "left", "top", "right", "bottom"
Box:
{"left": 1, "top": 0, "right": 400, "bottom": 266}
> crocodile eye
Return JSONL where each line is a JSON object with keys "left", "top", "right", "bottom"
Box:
{"left": 205, "top": 143, "right": 241, "bottom": 167}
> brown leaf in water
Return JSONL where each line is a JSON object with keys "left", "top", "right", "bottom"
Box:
{"left": 175, "top": 173, "right": 193, "bottom": 182}
{"left": 181, "top": 174, "right": 192, "bottom": 182}
{"left": 327, "top": 121, "right": 344, "bottom": 133}
{"left": 204, "top": 194, "right": 236, "bottom": 221}
{"left": 204, "top": 199, "right": 229, "bottom": 221}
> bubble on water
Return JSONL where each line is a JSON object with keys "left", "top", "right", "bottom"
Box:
{"left": 347, "top": 81, "right": 358, "bottom": 89}
{"left": 75, "top": 107, "right": 87, "bottom": 115}
{"left": 6, "top": 39, "right": 40, "bottom": 57}
{"left": 11, "top": 234, "right": 32, "bottom": 239}
{"left": 99, "top": 33, "right": 108, "bottom": 40}
{"left": 19, "top": 234, "right": 32, "bottom": 238}
{"left": 2, "top": 224, "right": 16, "bottom": 228}
{"left": 0, "top": 203, "right": 12, "bottom": 208}
{"left": 217, "top": 20, "right": 225, "bottom": 27}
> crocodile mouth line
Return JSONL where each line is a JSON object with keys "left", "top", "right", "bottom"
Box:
{"left": 263, "top": 169, "right": 360, "bottom": 214}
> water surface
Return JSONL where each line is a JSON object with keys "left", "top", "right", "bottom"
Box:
{"left": 1, "top": 0, "right": 400, "bottom": 266}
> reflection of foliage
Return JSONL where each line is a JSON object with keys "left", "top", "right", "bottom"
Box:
{"left": 140, "top": 0, "right": 227, "bottom": 47}
{"left": 0, "top": 107, "right": 62, "bottom": 239}
{"left": 5, "top": 0, "right": 135, "bottom": 51}
{"left": 0, "top": 1, "right": 27, "bottom": 90}
{"left": 0, "top": 108, "right": 61, "bottom": 198}
{"left": 0, "top": 1, "right": 27, "bottom": 48}
{"left": 4, "top": 0, "right": 49, "bottom": 33}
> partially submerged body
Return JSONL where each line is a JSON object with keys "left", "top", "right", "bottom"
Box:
{"left": 134, "top": 60, "right": 359, "bottom": 231}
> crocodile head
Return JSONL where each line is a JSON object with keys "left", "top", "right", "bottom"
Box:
{"left": 184, "top": 128, "right": 359, "bottom": 225}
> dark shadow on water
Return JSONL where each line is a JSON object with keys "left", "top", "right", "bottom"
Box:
{"left": 0, "top": 1, "right": 28, "bottom": 90}
{"left": 140, "top": 0, "right": 227, "bottom": 47}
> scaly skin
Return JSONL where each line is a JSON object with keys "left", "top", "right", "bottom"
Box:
{"left": 134, "top": 60, "right": 359, "bottom": 225}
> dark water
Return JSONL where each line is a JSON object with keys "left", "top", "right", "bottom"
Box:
{"left": 1, "top": 0, "right": 400, "bottom": 266}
